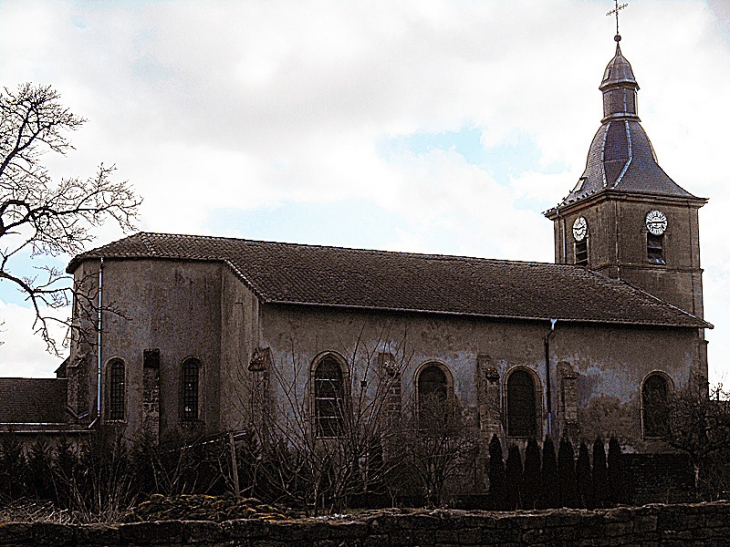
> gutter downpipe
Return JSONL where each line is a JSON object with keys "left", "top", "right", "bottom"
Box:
{"left": 91, "top": 257, "right": 104, "bottom": 428}
{"left": 544, "top": 318, "right": 557, "bottom": 436}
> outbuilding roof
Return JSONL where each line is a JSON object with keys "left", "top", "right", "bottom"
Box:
{"left": 69, "top": 232, "right": 710, "bottom": 329}
{"left": 0, "top": 378, "right": 68, "bottom": 424}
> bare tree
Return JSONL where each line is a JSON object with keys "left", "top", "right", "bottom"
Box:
{"left": 665, "top": 375, "right": 730, "bottom": 498}
{"left": 235, "top": 320, "right": 416, "bottom": 514}
{"left": 398, "top": 393, "right": 478, "bottom": 507}
{"left": 0, "top": 83, "right": 140, "bottom": 353}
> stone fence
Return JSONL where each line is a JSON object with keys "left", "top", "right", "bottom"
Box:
{"left": 1, "top": 501, "right": 729, "bottom": 546}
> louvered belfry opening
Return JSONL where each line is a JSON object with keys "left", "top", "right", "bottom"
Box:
{"left": 507, "top": 370, "right": 537, "bottom": 437}
{"left": 647, "top": 234, "right": 665, "bottom": 264}
{"left": 575, "top": 240, "right": 588, "bottom": 267}
{"left": 314, "top": 356, "right": 345, "bottom": 437}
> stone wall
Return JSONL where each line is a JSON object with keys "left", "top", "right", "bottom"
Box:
{"left": 625, "top": 453, "right": 696, "bottom": 505}
{"left": 2, "top": 502, "right": 729, "bottom": 546}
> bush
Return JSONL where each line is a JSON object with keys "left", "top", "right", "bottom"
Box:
{"left": 540, "top": 436, "right": 559, "bottom": 508}
{"left": 576, "top": 441, "right": 593, "bottom": 509}
{"left": 558, "top": 438, "right": 578, "bottom": 507}
{"left": 592, "top": 438, "right": 609, "bottom": 508}
{"left": 488, "top": 435, "right": 506, "bottom": 510}
{"left": 608, "top": 437, "right": 629, "bottom": 505}
{"left": 505, "top": 445, "right": 523, "bottom": 509}
{"left": 522, "top": 438, "right": 541, "bottom": 509}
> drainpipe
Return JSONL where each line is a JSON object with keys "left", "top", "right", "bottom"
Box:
{"left": 544, "top": 318, "right": 557, "bottom": 436}
{"left": 95, "top": 257, "right": 104, "bottom": 426}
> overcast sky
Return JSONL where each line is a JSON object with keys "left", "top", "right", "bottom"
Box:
{"left": 1, "top": 0, "right": 729, "bottom": 383}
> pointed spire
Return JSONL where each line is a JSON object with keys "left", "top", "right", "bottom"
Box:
{"left": 550, "top": 30, "right": 697, "bottom": 207}
{"left": 599, "top": 36, "right": 639, "bottom": 122}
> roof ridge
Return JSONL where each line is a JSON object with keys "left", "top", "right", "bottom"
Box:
{"left": 134, "top": 231, "right": 564, "bottom": 267}
{"left": 65, "top": 231, "right": 709, "bottom": 330}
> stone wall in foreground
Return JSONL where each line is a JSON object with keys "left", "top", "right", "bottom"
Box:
{"left": 1, "top": 501, "right": 729, "bottom": 546}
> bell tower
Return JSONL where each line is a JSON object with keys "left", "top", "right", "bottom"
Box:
{"left": 544, "top": 34, "right": 708, "bottom": 320}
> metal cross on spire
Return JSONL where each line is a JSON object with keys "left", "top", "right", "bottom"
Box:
{"left": 607, "top": 0, "right": 628, "bottom": 41}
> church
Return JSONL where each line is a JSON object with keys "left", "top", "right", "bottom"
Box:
{"left": 0, "top": 33, "right": 711, "bottom": 458}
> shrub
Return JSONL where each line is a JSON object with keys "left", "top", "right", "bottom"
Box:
{"left": 540, "top": 436, "right": 559, "bottom": 508}
{"left": 488, "top": 434, "right": 506, "bottom": 510}
{"left": 576, "top": 441, "right": 593, "bottom": 509}
{"left": 608, "top": 437, "right": 630, "bottom": 505}
{"left": 592, "top": 438, "right": 609, "bottom": 508}
{"left": 505, "top": 445, "right": 523, "bottom": 509}
{"left": 558, "top": 437, "right": 578, "bottom": 507}
{"left": 522, "top": 438, "right": 541, "bottom": 509}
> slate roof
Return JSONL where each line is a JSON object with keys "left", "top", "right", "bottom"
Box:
{"left": 556, "top": 42, "right": 703, "bottom": 208}
{"left": 69, "top": 232, "right": 709, "bottom": 329}
{"left": 600, "top": 42, "right": 637, "bottom": 90}
{"left": 560, "top": 119, "right": 696, "bottom": 205}
{"left": 0, "top": 378, "right": 68, "bottom": 424}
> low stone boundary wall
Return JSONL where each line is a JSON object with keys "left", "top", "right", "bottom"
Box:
{"left": 1, "top": 501, "right": 729, "bottom": 546}
{"left": 625, "top": 452, "right": 696, "bottom": 505}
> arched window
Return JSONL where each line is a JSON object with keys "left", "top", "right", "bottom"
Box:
{"left": 418, "top": 364, "right": 448, "bottom": 407}
{"left": 643, "top": 373, "right": 669, "bottom": 437}
{"left": 107, "top": 359, "right": 125, "bottom": 421}
{"left": 417, "top": 363, "right": 452, "bottom": 429}
{"left": 314, "top": 356, "right": 345, "bottom": 437}
{"left": 182, "top": 358, "right": 200, "bottom": 422}
{"left": 507, "top": 369, "right": 537, "bottom": 437}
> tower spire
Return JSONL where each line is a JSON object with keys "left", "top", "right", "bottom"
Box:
{"left": 607, "top": 1, "right": 628, "bottom": 42}
{"left": 546, "top": 3, "right": 700, "bottom": 208}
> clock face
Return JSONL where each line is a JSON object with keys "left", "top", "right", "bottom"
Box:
{"left": 646, "top": 210, "right": 667, "bottom": 236}
{"left": 572, "top": 216, "right": 588, "bottom": 241}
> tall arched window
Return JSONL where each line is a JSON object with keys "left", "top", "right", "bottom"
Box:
{"left": 417, "top": 364, "right": 448, "bottom": 407}
{"left": 314, "top": 356, "right": 345, "bottom": 437}
{"left": 507, "top": 369, "right": 537, "bottom": 437}
{"left": 417, "top": 364, "right": 451, "bottom": 429}
{"left": 107, "top": 359, "right": 125, "bottom": 421}
{"left": 643, "top": 373, "right": 669, "bottom": 437}
{"left": 182, "top": 358, "right": 200, "bottom": 422}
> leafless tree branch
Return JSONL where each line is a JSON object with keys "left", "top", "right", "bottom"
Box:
{"left": 0, "top": 83, "right": 142, "bottom": 354}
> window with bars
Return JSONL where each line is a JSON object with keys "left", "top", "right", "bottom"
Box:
{"left": 314, "top": 356, "right": 345, "bottom": 437}
{"left": 181, "top": 359, "right": 200, "bottom": 422}
{"left": 647, "top": 233, "right": 665, "bottom": 264}
{"left": 507, "top": 370, "right": 537, "bottom": 437}
{"left": 107, "top": 359, "right": 125, "bottom": 421}
{"left": 575, "top": 239, "right": 588, "bottom": 266}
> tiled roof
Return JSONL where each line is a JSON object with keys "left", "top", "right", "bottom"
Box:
{"left": 559, "top": 120, "right": 697, "bottom": 205}
{"left": 69, "top": 232, "right": 709, "bottom": 329}
{"left": 555, "top": 42, "right": 705, "bottom": 208}
{"left": 0, "top": 378, "right": 68, "bottom": 424}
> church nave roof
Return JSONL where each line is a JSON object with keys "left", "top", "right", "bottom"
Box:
{"left": 69, "top": 232, "right": 710, "bottom": 330}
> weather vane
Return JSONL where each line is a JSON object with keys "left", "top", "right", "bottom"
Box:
{"left": 607, "top": 0, "right": 628, "bottom": 41}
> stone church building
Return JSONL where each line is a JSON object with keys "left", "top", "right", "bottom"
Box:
{"left": 1, "top": 36, "right": 711, "bottom": 457}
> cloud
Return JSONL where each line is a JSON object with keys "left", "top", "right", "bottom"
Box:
{"left": 0, "top": 0, "right": 728, "bottom": 379}
{"left": 0, "top": 301, "right": 64, "bottom": 377}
